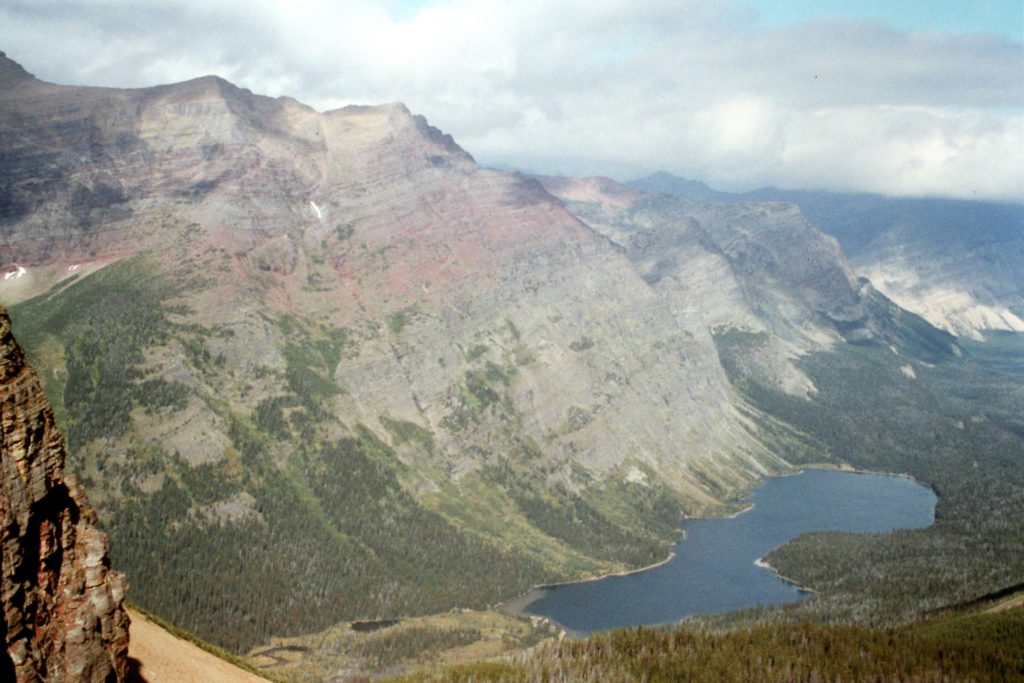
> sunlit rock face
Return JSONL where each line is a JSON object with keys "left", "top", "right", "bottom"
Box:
{"left": 630, "top": 173, "right": 1024, "bottom": 342}
{"left": 0, "top": 307, "right": 129, "bottom": 682}
{"left": 834, "top": 199, "right": 1024, "bottom": 342}
{"left": 856, "top": 251, "right": 1024, "bottom": 341}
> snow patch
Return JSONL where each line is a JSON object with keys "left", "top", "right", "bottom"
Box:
{"left": 889, "top": 345, "right": 899, "bottom": 355}
{"left": 625, "top": 466, "right": 648, "bottom": 486}
{"left": 309, "top": 200, "right": 322, "bottom": 221}
{"left": 900, "top": 364, "right": 917, "bottom": 380}
{"left": 3, "top": 266, "right": 26, "bottom": 281}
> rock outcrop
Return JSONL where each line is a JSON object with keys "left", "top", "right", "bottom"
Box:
{"left": 0, "top": 307, "right": 128, "bottom": 682}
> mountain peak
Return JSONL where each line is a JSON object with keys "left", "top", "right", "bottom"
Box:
{"left": 0, "top": 51, "right": 36, "bottom": 88}
{"left": 628, "top": 172, "right": 726, "bottom": 202}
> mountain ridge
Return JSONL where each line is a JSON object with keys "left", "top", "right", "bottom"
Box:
{"left": 629, "top": 172, "right": 1024, "bottom": 340}
{"left": 0, "top": 50, "right": 35, "bottom": 88}
{"left": 0, "top": 52, "right": 789, "bottom": 649}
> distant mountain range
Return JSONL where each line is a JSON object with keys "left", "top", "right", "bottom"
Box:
{"left": 0, "top": 49, "right": 1021, "bottom": 677}
{"left": 630, "top": 172, "right": 1024, "bottom": 340}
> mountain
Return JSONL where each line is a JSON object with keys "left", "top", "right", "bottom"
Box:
{"left": 540, "top": 175, "right": 956, "bottom": 398}
{"left": 0, "top": 50, "right": 789, "bottom": 650}
{"left": 620, "top": 171, "right": 732, "bottom": 203}
{"left": 0, "top": 50, "right": 1022, "bottom": 672}
{"left": 629, "top": 172, "right": 1024, "bottom": 340}
{"left": 0, "top": 307, "right": 129, "bottom": 682}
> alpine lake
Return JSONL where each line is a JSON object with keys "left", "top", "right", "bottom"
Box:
{"left": 521, "top": 469, "right": 937, "bottom": 634}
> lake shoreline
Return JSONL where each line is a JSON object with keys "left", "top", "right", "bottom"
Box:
{"left": 497, "top": 550, "right": 680, "bottom": 620}
{"left": 537, "top": 551, "right": 680, "bottom": 590}
{"left": 753, "top": 557, "right": 819, "bottom": 595}
{"left": 500, "top": 463, "right": 935, "bottom": 632}
{"left": 803, "top": 462, "right": 933, "bottom": 491}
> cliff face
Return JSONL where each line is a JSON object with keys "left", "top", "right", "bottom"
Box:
{"left": 0, "top": 307, "right": 128, "bottom": 682}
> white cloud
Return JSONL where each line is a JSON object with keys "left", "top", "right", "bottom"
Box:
{"left": 1, "top": 0, "right": 1021, "bottom": 200}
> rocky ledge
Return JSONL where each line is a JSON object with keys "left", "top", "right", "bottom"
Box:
{"left": 0, "top": 307, "right": 129, "bottom": 682}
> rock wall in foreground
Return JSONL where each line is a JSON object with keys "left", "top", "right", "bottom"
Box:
{"left": 0, "top": 307, "right": 129, "bottom": 682}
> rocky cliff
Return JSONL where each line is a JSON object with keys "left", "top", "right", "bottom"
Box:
{"left": 0, "top": 307, "right": 128, "bottom": 682}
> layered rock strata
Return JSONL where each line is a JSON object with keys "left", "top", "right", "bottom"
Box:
{"left": 0, "top": 307, "right": 128, "bottom": 682}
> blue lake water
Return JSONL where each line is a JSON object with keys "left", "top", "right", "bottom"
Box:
{"left": 522, "top": 469, "right": 936, "bottom": 633}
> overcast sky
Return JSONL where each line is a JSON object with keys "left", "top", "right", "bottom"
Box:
{"left": 2, "top": 0, "right": 1022, "bottom": 201}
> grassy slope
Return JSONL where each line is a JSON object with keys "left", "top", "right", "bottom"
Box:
{"left": 127, "top": 606, "right": 278, "bottom": 683}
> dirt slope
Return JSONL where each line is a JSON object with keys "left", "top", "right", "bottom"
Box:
{"left": 128, "top": 609, "right": 271, "bottom": 683}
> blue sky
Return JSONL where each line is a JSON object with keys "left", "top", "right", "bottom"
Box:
{"left": 391, "top": 0, "right": 1024, "bottom": 38}
{"left": 0, "top": 0, "right": 1020, "bottom": 200}
{"left": 743, "top": 0, "right": 1023, "bottom": 39}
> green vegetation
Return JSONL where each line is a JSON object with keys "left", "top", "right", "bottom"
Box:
{"left": 302, "top": 432, "right": 550, "bottom": 615}
{"left": 10, "top": 256, "right": 180, "bottom": 453}
{"left": 334, "top": 223, "right": 355, "bottom": 241}
{"left": 589, "top": 465, "right": 686, "bottom": 543}
{"left": 133, "top": 377, "right": 191, "bottom": 414}
{"left": 562, "top": 405, "right": 593, "bottom": 433}
{"left": 380, "top": 415, "right": 435, "bottom": 452}
{"left": 386, "top": 306, "right": 418, "bottom": 336}
{"left": 465, "top": 343, "right": 489, "bottom": 361}
{"left": 393, "top": 606, "right": 1024, "bottom": 682}
{"left": 483, "top": 459, "right": 676, "bottom": 568}
{"left": 439, "top": 355, "right": 519, "bottom": 433}
{"left": 107, "top": 421, "right": 555, "bottom": 652}
{"left": 569, "top": 336, "right": 594, "bottom": 352}
{"left": 281, "top": 328, "right": 343, "bottom": 414}
{"left": 253, "top": 395, "right": 294, "bottom": 440}
{"left": 353, "top": 625, "right": 482, "bottom": 669}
